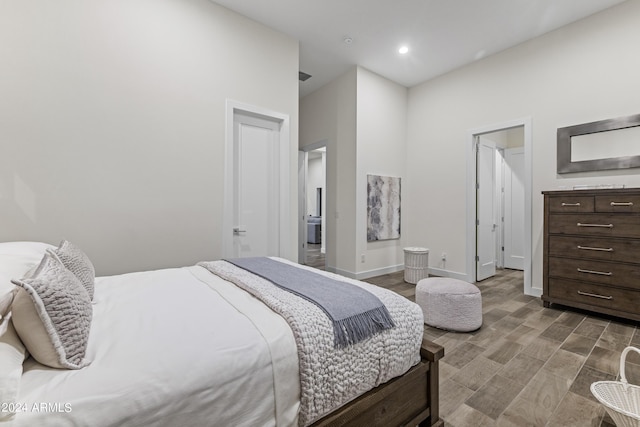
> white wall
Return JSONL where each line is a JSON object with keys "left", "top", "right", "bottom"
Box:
{"left": 356, "top": 67, "right": 408, "bottom": 278}
{"left": 406, "top": 0, "right": 640, "bottom": 291}
{"left": 299, "top": 68, "right": 357, "bottom": 274}
{"left": 0, "top": 0, "right": 299, "bottom": 275}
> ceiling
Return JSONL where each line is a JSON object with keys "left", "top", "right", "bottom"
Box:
{"left": 211, "top": 0, "right": 627, "bottom": 97}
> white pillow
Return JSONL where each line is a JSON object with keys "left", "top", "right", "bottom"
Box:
{"left": 11, "top": 253, "right": 92, "bottom": 369}
{"left": 0, "top": 242, "right": 56, "bottom": 418}
{"left": 0, "top": 316, "right": 27, "bottom": 421}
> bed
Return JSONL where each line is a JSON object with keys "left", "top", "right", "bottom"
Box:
{"left": 0, "top": 241, "right": 443, "bottom": 427}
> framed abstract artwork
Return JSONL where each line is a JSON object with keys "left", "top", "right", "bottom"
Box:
{"left": 367, "top": 174, "right": 401, "bottom": 241}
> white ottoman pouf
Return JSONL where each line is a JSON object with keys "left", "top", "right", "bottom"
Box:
{"left": 416, "top": 278, "right": 482, "bottom": 332}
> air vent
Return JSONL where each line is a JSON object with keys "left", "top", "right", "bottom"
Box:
{"left": 299, "top": 71, "right": 312, "bottom": 82}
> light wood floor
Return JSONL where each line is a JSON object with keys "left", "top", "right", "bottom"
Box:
{"left": 362, "top": 269, "right": 640, "bottom": 427}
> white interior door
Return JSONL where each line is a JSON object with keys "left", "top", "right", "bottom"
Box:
{"left": 504, "top": 147, "right": 525, "bottom": 270}
{"left": 233, "top": 113, "right": 280, "bottom": 258}
{"left": 477, "top": 138, "right": 497, "bottom": 281}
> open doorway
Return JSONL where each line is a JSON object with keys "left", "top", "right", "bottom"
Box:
{"left": 299, "top": 141, "right": 327, "bottom": 269}
{"left": 476, "top": 127, "right": 525, "bottom": 281}
{"left": 466, "top": 117, "right": 536, "bottom": 296}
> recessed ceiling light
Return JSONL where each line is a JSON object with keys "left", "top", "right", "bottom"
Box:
{"left": 343, "top": 36, "right": 353, "bottom": 45}
{"left": 398, "top": 46, "right": 409, "bottom": 55}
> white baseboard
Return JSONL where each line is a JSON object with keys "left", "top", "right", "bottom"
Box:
{"left": 527, "top": 287, "right": 543, "bottom": 297}
{"left": 325, "top": 264, "right": 404, "bottom": 280}
{"left": 325, "top": 266, "right": 354, "bottom": 278}
{"left": 355, "top": 264, "right": 404, "bottom": 280}
{"left": 326, "top": 264, "right": 537, "bottom": 297}
{"left": 427, "top": 267, "right": 470, "bottom": 282}
{"left": 326, "top": 265, "right": 468, "bottom": 282}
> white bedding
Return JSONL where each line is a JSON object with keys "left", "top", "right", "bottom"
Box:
{"left": 203, "top": 258, "right": 423, "bottom": 425}
{"left": 12, "top": 266, "right": 300, "bottom": 427}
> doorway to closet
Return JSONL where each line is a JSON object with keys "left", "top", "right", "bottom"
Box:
{"left": 476, "top": 127, "right": 525, "bottom": 281}
{"left": 466, "top": 117, "right": 535, "bottom": 296}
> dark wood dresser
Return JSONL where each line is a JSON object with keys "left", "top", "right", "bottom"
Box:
{"left": 542, "top": 188, "right": 640, "bottom": 321}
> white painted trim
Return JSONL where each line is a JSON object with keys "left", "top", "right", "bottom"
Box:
{"left": 323, "top": 264, "right": 467, "bottom": 282}
{"left": 224, "top": 99, "right": 291, "bottom": 260}
{"left": 355, "top": 264, "right": 404, "bottom": 281}
{"left": 325, "top": 266, "right": 355, "bottom": 279}
{"left": 427, "top": 267, "right": 470, "bottom": 282}
{"left": 327, "top": 266, "right": 402, "bottom": 280}
{"left": 466, "top": 117, "right": 534, "bottom": 295}
{"left": 301, "top": 139, "right": 329, "bottom": 152}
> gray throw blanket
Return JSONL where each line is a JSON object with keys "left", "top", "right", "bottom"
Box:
{"left": 199, "top": 258, "right": 423, "bottom": 425}
{"left": 225, "top": 257, "right": 394, "bottom": 348}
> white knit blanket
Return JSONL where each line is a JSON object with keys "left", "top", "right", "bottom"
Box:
{"left": 199, "top": 258, "right": 423, "bottom": 426}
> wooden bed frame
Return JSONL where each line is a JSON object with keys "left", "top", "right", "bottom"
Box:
{"left": 311, "top": 337, "right": 444, "bottom": 427}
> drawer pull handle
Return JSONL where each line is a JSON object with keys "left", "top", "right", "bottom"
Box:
{"left": 577, "top": 223, "right": 614, "bottom": 228}
{"left": 577, "top": 268, "right": 612, "bottom": 276}
{"left": 561, "top": 202, "right": 581, "bottom": 206}
{"left": 577, "top": 291, "right": 613, "bottom": 300}
{"left": 611, "top": 201, "right": 633, "bottom": 206}
{"left": 577, "top": 245, "right": 614, "bottom": 252}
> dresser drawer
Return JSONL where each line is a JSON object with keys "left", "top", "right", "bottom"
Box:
{"left": 548, "top": 257, "right": 640, "bottom": 289}
{"left": 548, "top": 196, "right": 594, "bottom": 213}
{"left": 596, "top": 195, "right": 640, "bottom": 213}
{"left": 548, "top": 278, "right": 640, "bottom": 314}
{"left": 548, "top": 235, "right": 640, "bottom": 264}
{"left": 548, "top": 214, "right": 640, "bottom": 238}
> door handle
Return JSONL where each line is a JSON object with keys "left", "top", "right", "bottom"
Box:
{"left": 233, "top": 227, "right": 247, "bottom": 235}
